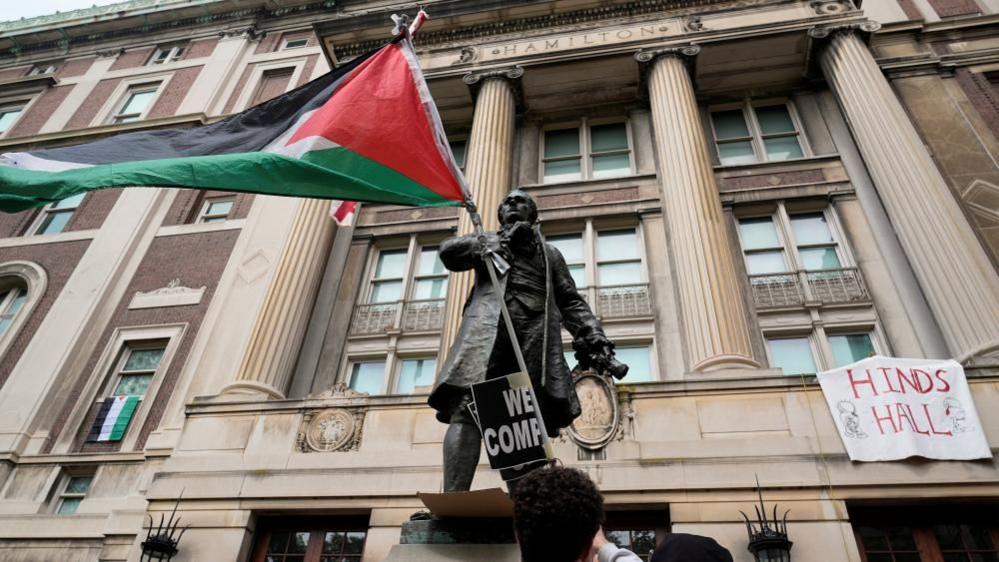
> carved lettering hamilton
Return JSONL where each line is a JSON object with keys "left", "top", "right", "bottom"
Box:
{"left": 478, "top": 22, "right": 674, "bottom": 63}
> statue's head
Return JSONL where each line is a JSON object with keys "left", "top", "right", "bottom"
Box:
{"left": 497, "top": 189, "right": 538, "bottom": 226}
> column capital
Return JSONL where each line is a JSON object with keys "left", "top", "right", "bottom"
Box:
{"left": 633, "top": 44, "right": 701, "bottom": 64}
{"left": 462, "top": 66, "right": 525, "bottom": 110}
{"left": 807, "top": 20, "right": 880, "bottom": 40}
{"left": 218, "top": 25, "right": 262, "bottom": 41}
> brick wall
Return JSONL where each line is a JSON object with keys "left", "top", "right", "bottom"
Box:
{"left": 109, "top": 47, "right": 155, "bottom": 71}
{"left": 0, "top": 67, "right": 29, "bottom": 82}
{"left": 147, "top": 66, "right": 203, "bottom": 119}
{"left": 185, "top": 37, "right": 218, "bottom": 59}
{"left": 222, "top": 64, "right": 254, "bottom": 115}
{"left": 66, "top": 189, "right": 123, "bottom": 232}
{"left": 927, "top": 0, "right": 981, "bottom": 16}
{"left": 42, "top": 229, "right": 239, "bottom": 453}
{"left": 0, "top": 210, "right": 37, "bottom": 238}
{"left": 254, "top": 33, "right": 282, "bottom": 54}
{"left": 6, "top": 85, "right": 74, "bottom": 138}
{"left": 0, "top": 240, "right": 91, "bottom": 388}
{"left": 296, "top": 54, "right": 319, "bottom": 87}
{"left": 66, "top": 78, "right": 121, "bottom": 129}
{"left": 55, "top": 57, "right": 95, "bottom": 79}
{"left": 896, "top": 0, "right": 925, "bottom": 19}
{"left": 956, "top": 69, "right": 999, "bottom": 139}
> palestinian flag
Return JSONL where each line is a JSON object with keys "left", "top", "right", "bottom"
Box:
{"left": 0, "top": 36, "right": 467, "bottom": 213}
{"left": 86, "top": 395, "right": 140, "bottom": 442}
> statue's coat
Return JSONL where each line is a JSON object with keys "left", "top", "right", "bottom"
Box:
{"left": 428, "top": 231, "right": 604, "bottom": 436}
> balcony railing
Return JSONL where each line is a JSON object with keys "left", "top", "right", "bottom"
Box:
{"left": 749, "top": 267, "right": 870, "bottom": 309}
{"left": 579, "top": 283, "right": 653, "bottom": 319}
{"left": 350, "top": 299, "right": 446, "bottom": 336}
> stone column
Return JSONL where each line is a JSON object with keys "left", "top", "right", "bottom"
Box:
{"left": 221, "top": 198, "right": 336, "bottom": 398}
{"left": 815, "top": 24, "right": 999, "bottom": 362}
{"left": 637, "top": 47, "right": 759, "bottom": 372}
{"left": 438, "top": 69, "right": 521, "bottom": 359}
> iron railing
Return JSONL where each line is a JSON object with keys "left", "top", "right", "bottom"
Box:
{"left": 749, "top": 267, "right": 870, "bottom": 309}
{"left": 595, "top": 283, "right": 653, "bottom": 318}
{"left": 350, "top": 299, "right": 446, "bottom": 335}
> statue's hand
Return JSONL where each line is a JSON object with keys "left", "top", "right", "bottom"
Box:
{"left": 478, "top": 234, "right": 509, "bottom": 262}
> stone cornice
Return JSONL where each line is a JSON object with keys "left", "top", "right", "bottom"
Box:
{"left": 0, "top": 0, "right": 335, "bottom": 60}
{"left": 807, "top": 20, "right": 881, "bottom": 39}
{"left": 324, "top": 0, "right": 790, "bottom": 60}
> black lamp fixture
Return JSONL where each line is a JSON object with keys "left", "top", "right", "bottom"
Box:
{"left": 740, "top": 477, "right": 793, "bottom": 562}
{"left": 140, "top": 495, "right": 187, "bottom": 562}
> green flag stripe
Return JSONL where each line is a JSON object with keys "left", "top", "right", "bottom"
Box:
{"left": 0, "top": 146, "right": 460, "bottom": 213}
{"left": 108, "top": 396, "right": 139, "bottom": 441}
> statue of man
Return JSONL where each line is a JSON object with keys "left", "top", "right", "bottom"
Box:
{"left": 428, "top": 189, "right": 623, "bottom": 491}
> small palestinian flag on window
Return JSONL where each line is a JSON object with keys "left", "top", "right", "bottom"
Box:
{"left": 86, "top": 395, "right": 140, "bottom": 442}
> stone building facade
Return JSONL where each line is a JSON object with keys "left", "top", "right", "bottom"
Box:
{"left": 0, "top": 0, "right": 997, "bottom": 560}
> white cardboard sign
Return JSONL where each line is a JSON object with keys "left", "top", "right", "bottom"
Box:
{"left": 816, "top": 356, "right": 992, "bottom": 461}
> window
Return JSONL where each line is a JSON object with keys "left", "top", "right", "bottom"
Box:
{"left": 148, "top": 43, "right": 186, "bottom": 65}
{"left": 735, "top": 204, "right": 866, "bottom": 310}
{"left": 767, "top": 336, "right": 817, "bottom": 375}
{"left": 851, "top": 505, "right": 999, "bottom": 562}
{"left": 348, "top": 360, "right": 386, "bottom": 395}
{"left": 542, "top": 120, "right": 632, "bottom": 182}
{"left": 368, "top": 249, "right": 407, "bottom": 304}
{"left": 28, "top": 62, "right": 59, "bottom": 76}
{"left": 613, "top": 345, "right": 653, "bottom": 384}
{"left": 711, "top": 102, "right": 806, "bottom": 166}
{"left": 449, "top": 139, "right": 467, "bottom": 172}
{"left": 251, "top": 518, "right": 368, "bottom": 562}
{"left": 767, "top": 330, "right": 879, "bottom": 375}
{"left": 395, "top": 357, "right": 436, "bottom": 394}
{"left": 110, "top": 83, "right": 159, "bottom": 124}
{"left": 829, "top": 333, "right": 876, "bottom": 367}
{"left": 198, "top": 197, "right": 235, "bottom": 223}
{"left": 0, "top": 284, "right": 27, "bottom": 337}
{"left": 281, "top": 35, "right": 310, "bottom": 50}
{"left": 55, "top": 474, "right": 92, "bottom": 515}
{"left": 84, "top": 342, "right": 166, "bottom": 444}
{"left": 351, "top": 239, "right": 449, "bottom": 337}
{"left": 0, "top": 103, "right": 24, "bottom": 135}
{"left": 604, "top": 509, "right": 669, "bottom": 562}
{"left": 30, "top": 192, "right": 85, "bottom": 235}
{"left": 545, "top": 223, "right": 650, "bottom": 320}
{"left": 250, "top": 68, "right": 294, "bottom": 107}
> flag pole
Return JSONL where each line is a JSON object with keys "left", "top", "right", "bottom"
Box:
{"left": 398, "top": 9, "right": 554, "bottom": 470}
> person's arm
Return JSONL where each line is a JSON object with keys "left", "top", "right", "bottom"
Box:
{"left": 591, "top": 529, "right": 645, "bottom": 562}
{"left": 439, "top": 233, "right": 505, "bottom": 272}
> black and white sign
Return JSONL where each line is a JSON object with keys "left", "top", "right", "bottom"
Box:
{"left": 470, "top": 371, "right": 554, "bottom": 471}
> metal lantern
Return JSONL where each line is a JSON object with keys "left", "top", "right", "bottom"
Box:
{"left": 740, "top": 480, "right": 793, "bottom": 562}
{"left": 140, "top": 497, "right": 187, "bottom": 562}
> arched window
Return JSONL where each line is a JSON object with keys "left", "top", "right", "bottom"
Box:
{"left": 0, "top": 261, "right": 47, "bottom": 358}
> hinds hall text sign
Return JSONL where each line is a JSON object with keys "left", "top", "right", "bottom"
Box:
{"left": 818, "top": 356, "right": 991, "bottom": 461}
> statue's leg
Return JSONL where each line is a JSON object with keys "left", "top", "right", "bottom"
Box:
{"left": 442, "top": 419, "right": 482, "bottom": 492}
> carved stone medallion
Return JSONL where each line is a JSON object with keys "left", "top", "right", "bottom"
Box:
{"left": 299, "top": 408, "right": 363, "bottom": 453}
{"left": 568, "top": 372, "right": 620, "bottom": 450}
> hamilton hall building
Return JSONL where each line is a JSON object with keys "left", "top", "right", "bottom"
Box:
{"left": 0, "top": 0, "right": 997, "bottom": 560}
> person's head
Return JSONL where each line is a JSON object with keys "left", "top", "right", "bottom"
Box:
{"left": 511, "top": 466, "right": 604, "bottom": 562}
{"left": 651, "top": 533, "right": 734, "bottom": 562}
{"left": 498, "top": 189, "right": 539, "bottom": 226}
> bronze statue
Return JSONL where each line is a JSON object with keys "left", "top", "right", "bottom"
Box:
{"left": 428, "top": 190, "right": 625, "bottom": 491}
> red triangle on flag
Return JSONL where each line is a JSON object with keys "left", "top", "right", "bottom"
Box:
{"left": 288, "top": 43, "right": 463, "bottom": 203}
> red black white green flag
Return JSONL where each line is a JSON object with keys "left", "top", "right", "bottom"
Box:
{"left": 0, "top": 34, "right": 467, "bottom": 213}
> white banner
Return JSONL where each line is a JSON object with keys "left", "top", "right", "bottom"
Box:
{"left": 817, "top": 356, "right": 992, "bottom": 461}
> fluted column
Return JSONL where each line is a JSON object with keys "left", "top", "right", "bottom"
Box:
{"left": 638, "top": 47, "right": 759, "bottom": 371}
{"left": 438, "top": 69, "right": 521, "bottom": 360}
{"left": 222, "top": 198, "right": 336, "bottom": 398}
{"left": 815, "top": 25, "right": 999, "bottom": 361}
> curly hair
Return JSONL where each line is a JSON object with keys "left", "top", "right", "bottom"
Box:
{"left": 512, "top": 466, "right": 604, "bottom": 562}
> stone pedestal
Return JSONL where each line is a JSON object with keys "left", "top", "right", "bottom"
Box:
{"left": 383, "top": 518, "right": 518, "bottom": 562}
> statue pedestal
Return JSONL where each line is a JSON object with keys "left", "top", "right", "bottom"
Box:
{"left": 384, "top": 518, "right": 518, "bottom": 561}
{"left": 384, "top": 489, "right": 518, "bottom": 561}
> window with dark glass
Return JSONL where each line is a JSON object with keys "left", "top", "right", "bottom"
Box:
{"left": 54, "top": 474, "right": 93, "bottom": 515}
{"left": 449, "top": 139, "right": 467, "bottom": 171}
{"left": 149, "top": 43, "right": 186, "bottom": 65}
{"left": 604, "top": 509, "right": 669, "bottom": 562}
{"left": 251, "top": 517, "right": 368, "bottom": 562}
{"left": 851, "top": 505, "right": 999, "bottom": 562}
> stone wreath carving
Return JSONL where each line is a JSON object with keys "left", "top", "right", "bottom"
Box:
{"left": 296, "top": 408, "right": 365, "bottom": 453}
